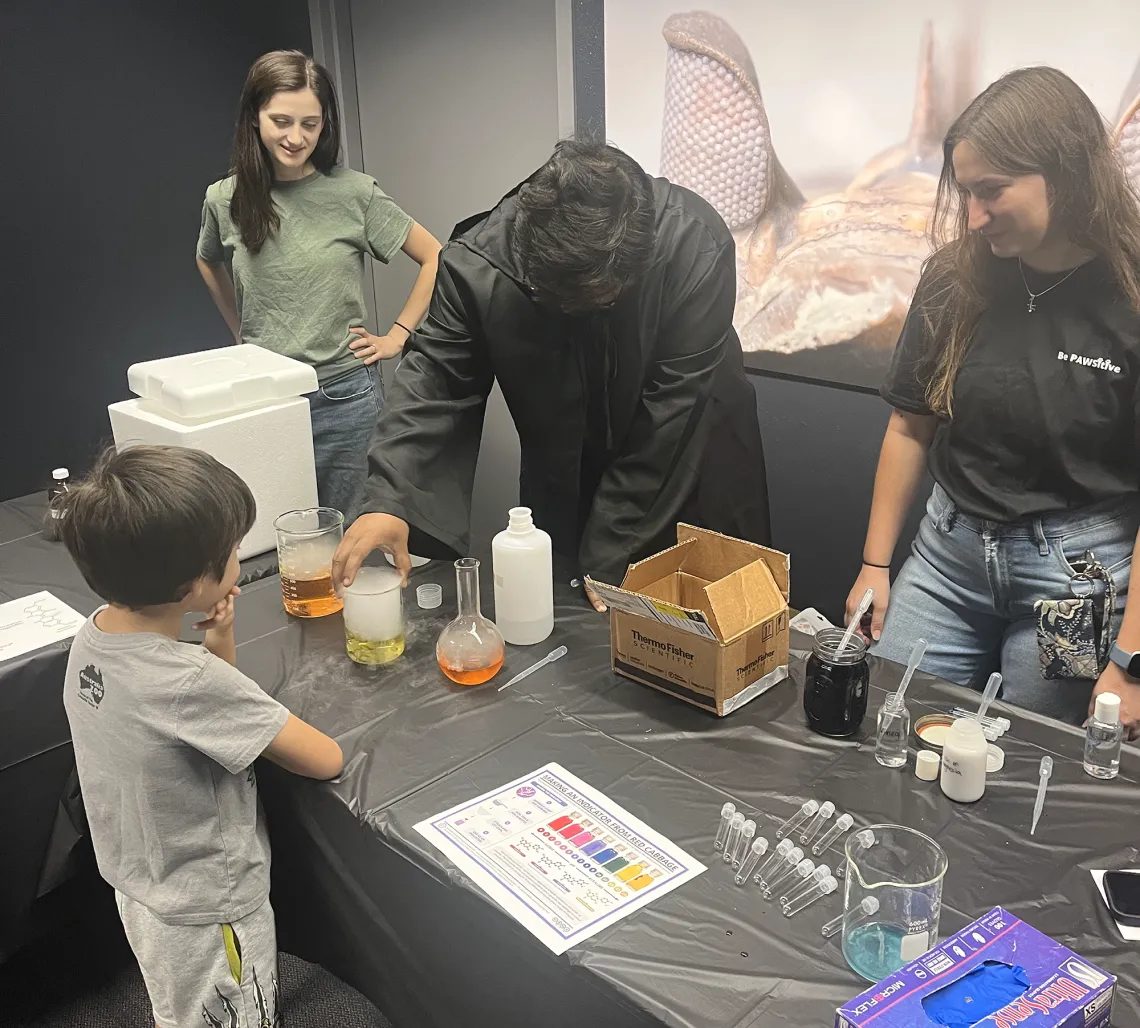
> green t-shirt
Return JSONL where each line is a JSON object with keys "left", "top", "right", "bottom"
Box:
{"left": 197, "top": 166, "right": 413, "bottom": 384}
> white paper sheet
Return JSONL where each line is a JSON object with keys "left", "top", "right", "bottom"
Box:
{"left": 0, "top": 591, "right": 85, "bottom": 663}
{"left": 1091, "top": 869, "right": 1140, "bottom": 941}
{"left": 414, "top": 762, "right": 706, "bottom": 954}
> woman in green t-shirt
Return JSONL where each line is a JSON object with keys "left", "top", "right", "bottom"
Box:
{"left": 196, "top": 50, "right": 441, "bottom": 521}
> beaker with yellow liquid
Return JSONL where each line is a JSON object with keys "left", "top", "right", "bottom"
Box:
{"left": 343, "top": 566, "right": 405, "bottom": 665}
{"left": 274, "top": 507, "right": 344, "bottom": 617}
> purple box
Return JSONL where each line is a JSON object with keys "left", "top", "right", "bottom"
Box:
{"left": 835, "top": 907, "right": 1115, "bottom": 1028}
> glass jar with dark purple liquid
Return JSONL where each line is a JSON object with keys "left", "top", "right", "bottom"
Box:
{"left": 803, "top": 628, "right": 869, "bottom": 737}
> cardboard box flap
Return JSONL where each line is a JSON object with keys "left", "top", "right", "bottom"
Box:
{"left": 704, "top": 560, "right": 785, "bottom": 642}
{"left": 619, "top": 536, "right": 697, "bottom": 593}
{"left": 677, "top": 524, "right": 790, "bottom": 603}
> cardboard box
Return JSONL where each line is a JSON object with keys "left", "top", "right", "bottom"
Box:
{"left": 836, "top": 907, "right": 1115, "bottom": 1028}
{"left": 586, "top": 525, "right": 790, "bottom": 716}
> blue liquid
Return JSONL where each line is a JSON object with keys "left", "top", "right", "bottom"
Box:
{"left": 844, "top": 922, "right": 906, "bottom": 982}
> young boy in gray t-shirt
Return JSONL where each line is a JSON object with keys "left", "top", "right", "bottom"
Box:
{"left": 60, "top": 445, "right": 343, "bottom": 1028}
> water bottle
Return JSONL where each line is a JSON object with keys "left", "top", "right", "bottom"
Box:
{"left": 42, "top": 468, "right": 70, "bottom": 542}
{"left": 492, "top": 507, "right": 553, "bottom": 646}
{"left": 1083, "top": 692, "right": 1123, "bottom": 780}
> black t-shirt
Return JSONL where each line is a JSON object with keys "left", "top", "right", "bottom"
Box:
{"left": 881, "top": 257, "right": 1140, "bottom": 522}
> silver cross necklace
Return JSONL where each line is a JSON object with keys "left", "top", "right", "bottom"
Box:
{"left": 1018, "top": 258, "right": 1081, "bottom": 313}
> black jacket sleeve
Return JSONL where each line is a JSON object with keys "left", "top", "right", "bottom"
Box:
{"left": 360, "top": 250, "right": 494, "bottom": 556}
{"left": 579, "top": 240, "right": 733, "bottom": 582}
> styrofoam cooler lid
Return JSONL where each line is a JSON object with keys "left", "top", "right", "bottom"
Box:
{"left": 127, "top": 344, "right": 319, "bottom": 418}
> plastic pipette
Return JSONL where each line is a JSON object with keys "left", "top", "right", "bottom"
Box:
{"left": 836, "top": 588, "right": 874, "bottom": 657}
{"left": 782, "top": 875, "right": 838, "bottom": 917}
{"left": 497, "top": 645, "right": 568, "bottom": 691}
{"left": 776, "top": 799, "right": 818, "bottom": 840}
{"left": 755, "top": 838, "right": 794, "bottom": 885}
{"left": 782, "top": 864, "right": 831, "bottom": 906}
{"left": 877, "top": 639, "right": 927, "bottom": 752}
{"left": 950, "top": 708, "right": 1010, "bottom": 732}
{"left": 821, "top": 896, "right": 879, "bottom": 938}
{"left": 800, "top": 801, "right": 835, "bottom": 845}
{"left": 812, "top": 813, "right": 853, "bottom": 856}
{"left": 974, "top": 672, "right": 1003, "bottom": 723}
{"left": 713, "top": 802, "right": 736, "bottom": 852}
{"left": 734, "top": 838, "right": 769, "bottom": 886}
{"left": 891, "top": 638, "right": 928, "bottom": 707}
{"left": 1030, "top": 755, "right": 1053, "bottom": 835}
{"left": 730, "top": 819, "right": 756, "bottom": 869}
{"left": 722, "top": 812, "right": 745, "bottom": 864}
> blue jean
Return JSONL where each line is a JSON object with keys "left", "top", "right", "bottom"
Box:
{"left": 306, "top": 362, "right": 383, "bottom": 524}
{"left": 873, "top": 484, "right": 1138, "bottom": 725}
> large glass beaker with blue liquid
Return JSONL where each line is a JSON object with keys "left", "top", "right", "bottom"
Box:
{"left": 842, "top": 824, "right": 948, "bottom": 982}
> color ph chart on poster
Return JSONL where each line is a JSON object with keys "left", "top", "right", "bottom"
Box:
{"left": 414, "top": 763, "right": 705, "bottom": 954}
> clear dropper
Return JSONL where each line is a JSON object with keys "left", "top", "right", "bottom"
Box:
{"left": 1031, "top": 755, "right": 1053, "bottom": 835}
{"left": 776, "top": 800, "right": 818, "bottom": 840}
{"left": 713, "top": 802, "right": 736, "bottom": 852}
{"left": 734, "top": 838, "right": 769, "bottom": 886}
{"left": 975, "top": 672, "right": 1002, "bottom": 723}
{"left": 836, "top": 589, "right": 874, "bottom": 657}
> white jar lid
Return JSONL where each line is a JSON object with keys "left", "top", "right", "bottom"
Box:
{"left": 417, "top": 583, "right": 443, "bottom": 609}
{"left": 986, "top": 743, "right": 1005, "bottom": 774}
{"left": 915, "top": 749, "right": 941, "bottom": 781}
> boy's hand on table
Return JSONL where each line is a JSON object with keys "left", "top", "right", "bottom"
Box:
{"left": 195, "top": 586, "right": 240, "bottom": 635}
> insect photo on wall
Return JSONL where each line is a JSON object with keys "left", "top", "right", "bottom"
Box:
{"left": 603, "top": 0, "right": 1140, "bottom": 390}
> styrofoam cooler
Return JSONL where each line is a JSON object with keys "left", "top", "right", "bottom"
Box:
{"left": 108, "top": 345, "right": 319, "bottom": 559}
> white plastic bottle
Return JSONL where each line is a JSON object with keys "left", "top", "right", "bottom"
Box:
{"left": 940, "top": 718, "right": 988, "bottom": 803}
{"left": 492, "top": 507, "right": 553, "bottom": 646}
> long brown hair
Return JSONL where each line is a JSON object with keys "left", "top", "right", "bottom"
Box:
{"left": 921, "top": 66, "right": 1140, "bottom": 416}
{"left": 229, "top": 50, "right": 341, "bottom": 253}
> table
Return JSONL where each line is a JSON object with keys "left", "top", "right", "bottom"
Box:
{"left": 0, "top": 493, "right": 279, "bottom": 961}
{"left": 246, "top": 561, "right": 1140, "bottom": 1028}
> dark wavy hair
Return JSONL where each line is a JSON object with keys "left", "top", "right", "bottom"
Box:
{"left": 60, "top": 446, "right": 256, "bottom": 610}
{"left": 921, "top": 66, "right": 1140, "bottom": 415}
{"left": 513, "top": 140, "right": 656, "bottom": 312}
{"left": 229, "top": 50, "right": 341, "bottom": 253}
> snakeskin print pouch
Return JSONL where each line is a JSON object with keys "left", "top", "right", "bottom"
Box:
{"left": 1035, "top": 551, "right": 1116, "bottom": 680}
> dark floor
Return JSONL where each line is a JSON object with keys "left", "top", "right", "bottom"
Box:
{"left": 1, "top": 872, "right": 391, "bottom": 1028}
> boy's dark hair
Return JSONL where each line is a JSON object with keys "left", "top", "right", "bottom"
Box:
{"left": 512, "top": 139, "right": 656, "bottom": 313}
{"left": 60, "top": 446, "right": 256, "bottom": 609}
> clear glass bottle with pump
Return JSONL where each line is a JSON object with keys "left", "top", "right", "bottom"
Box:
{"left": 437, "top": 558, "right": 505, "bottom": 686}
{"left": 874, "top": 695, "right": 910, "bottom": 768}
{"left": 1083, "top": 692, "right": 1123, "bottom": 780}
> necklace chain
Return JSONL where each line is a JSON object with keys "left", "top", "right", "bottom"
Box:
{"left": 1018, "top": 258, "right": 1081, "bottom": 313}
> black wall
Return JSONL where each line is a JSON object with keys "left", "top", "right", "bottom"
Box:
{"left": 0, "top": 0, "right": 312, "bottom": 501}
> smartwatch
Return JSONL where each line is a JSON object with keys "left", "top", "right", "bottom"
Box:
{"left": 1109, "top": 642, "right": 1140, "bottom": 679}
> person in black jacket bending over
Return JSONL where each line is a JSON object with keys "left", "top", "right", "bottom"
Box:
{"left": 332, "top": 140, "right": 769, "bottom": 610}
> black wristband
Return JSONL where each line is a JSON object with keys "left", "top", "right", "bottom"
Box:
{"left": 862, "top": 559, "right": 891, "bottom": 569}
{"left": 394, "top": 321, "right": 413, "bottom": 336}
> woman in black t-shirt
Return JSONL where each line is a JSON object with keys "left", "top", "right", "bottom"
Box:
{"left": 846, "top": 66, "right": 1140, "bottom": 735}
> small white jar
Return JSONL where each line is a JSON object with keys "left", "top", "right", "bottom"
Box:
{"left": 940, "top": 718, "right": 988, "bottom": 803}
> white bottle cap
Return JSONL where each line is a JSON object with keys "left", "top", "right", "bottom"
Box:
{"left": 915, "top": 749, "right": 941, "bottom": 781}
{"left": 986, "top": 743, "right": 1005, "bottom": 774}
{"left": 416, "top": 583, "right": 442, "bottom": 609}
{"left": 1094, "top": 692, "right": 1121, "bottom": 725}
{"left": 52, "top": 468, "right": 69, "bottom": 480}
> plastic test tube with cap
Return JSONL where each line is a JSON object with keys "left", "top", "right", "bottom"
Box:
{"left": 766, "top": 856, "right": 813, "bottom": 899}
{"left": 762, "top": 850, "right": 806, "bottom": 897}
{"left": 822, "top": 896, "right": 879, "bottom": 938}
{"left": 713, "top": 802, "right": 736, "bottom": 853}
{"left": 722, "top": 812, "right": 745, "bottom": 865}
{"left": 734, "top": 838, "right": 769, "bottom": 886}
{"left": 755, "top": 838, "right": 794, "bottom": 886}
{"left": 801, "top": 801, "right": 835, "bottom": 846}
{"left": 776, "top": 800, "right": 818, "bottom": 840}
{"left": 812, "top": 813, "right": 853, "bottom": 856}
{"left": 730, "top": 819, "right": 756, "bottom": 869}
{"left": 781, "top": 864, "right": 831, "bottom": 907}
{"left": 782, "top": 875, "right": 839, "bottom": 917}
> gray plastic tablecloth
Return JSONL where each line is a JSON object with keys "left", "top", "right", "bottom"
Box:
{"left": 241, "top": 561, "right": 1140, "bottom": 1028}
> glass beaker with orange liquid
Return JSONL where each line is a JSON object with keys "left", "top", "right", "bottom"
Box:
{"left": 274, "top": 507, "right": 344, "bottom": 617}
{"left": 437, "top": 558, "right": 504, "bottom": 685}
